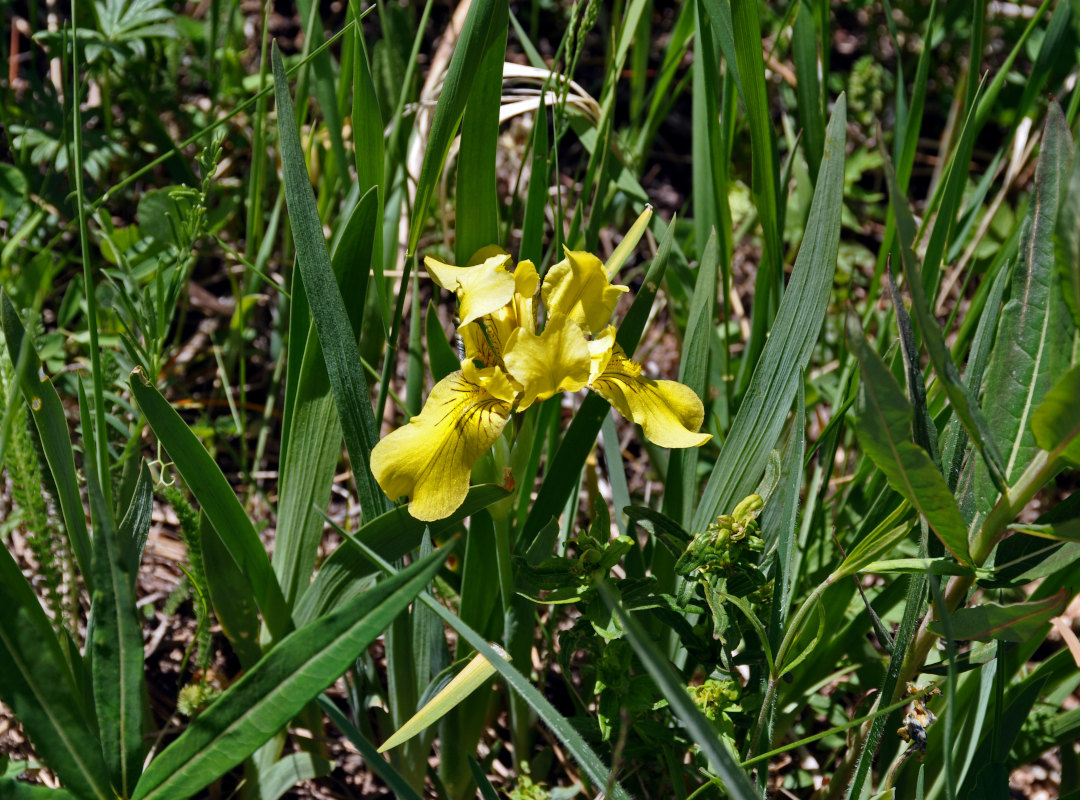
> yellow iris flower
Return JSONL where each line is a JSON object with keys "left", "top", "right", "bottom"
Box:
{"left": 370, "top": 229, "right": 712, "bottom": 521}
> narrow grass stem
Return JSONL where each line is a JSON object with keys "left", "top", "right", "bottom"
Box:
{"left": 69, "top": 0, "right": 112, "bottom": 513}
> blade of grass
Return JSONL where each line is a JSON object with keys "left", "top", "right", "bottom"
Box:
{"left": 69, "top": 0, "right": 111, "bottom": 514}
{"left": 408, "top": 0, "right": 506, "bottom": 255}
{"left": 273, "top": 43, "right": 388, "bottom": 521}
{"left": 80, "top": 382, "right": 144, "bottom": 798}
{"left": 693, "top": 96, "right": 846, "bottom": 530}
{"left": 455, "top": 0, "right": 508, "bottom": 261}
{"left": 274, "top": 189, "right": 380, "bottom": 607}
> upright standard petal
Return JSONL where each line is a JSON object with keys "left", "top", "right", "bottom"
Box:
{"left": 370, "top": 369, "right": 512, "bottom": 521}
{"left": 541, "top": 247, "right": 628, "bottom": 334}
{"left": 590, "top": 345, "right": 712, "bottom": 448}
{"left": 460, "top": 259, "right": 540, "bottom": 366}
{"left": 425, "top": 252, "right": 515, "bottom": 325}
{"left": 503, "top": 313, "right": 592, "bottom": 409}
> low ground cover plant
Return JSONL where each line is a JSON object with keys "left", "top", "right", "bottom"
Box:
{"left": 1, "top": 1, "right": 1079, "bottom": 798}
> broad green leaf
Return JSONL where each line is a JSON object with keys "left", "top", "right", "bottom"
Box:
{"left": 1, "top": 292, "right": 94, "bottom": 591}
{"left": 1057, "top": 135, "right": 1080, "bottom": 326}
{"left": 0, "top": 781, "right": 78, "bottom": 799}
{"left": 598, "top": 583, "right": 757, "bottom": 800}
{"left": 129, "top": 368, "right": 291, "bottom": 641}
{"left": 693, "top": 96, "right": 846, "bottom": 531}
{"left": 274, "top": 189, "right": 380, "bottom": 607}
{"left": 0, "top": 544, "right": 111, "bottom": 799}
{"left": 664, "top": 229, "right": 717, "bottom": 526}
{"left": 252, "top": 752, "right": 330, "bottom": 800}
{"left": 408, "top": 0, "right": 505, "bottom": 254}
{"left": 130, "top": 545, "right": 452, "bottom": 800}
{"left": 295, "top": 484, "right": 510, "bottom": 625}
{"left": 84, "top": 384, "right": 144, "bottom": 798}
{"left": 273, "top": 43, "right": 387, "bottom": 521}
{"left": 850, "top": 325, "right": 972, "bottom": 564}
{"left": 1031, "top": 363, "right": 1080, "bottom": 466}
{"left": 119, "top": 463, "right": 153, "bottom": 590}
{"left": 926, "top": 589, "right": 1068, "bottom": 643}
{"left": 454, "top": 0, "right": 507, "bottom": 262}
{"left": 200, "top": 513, "right": 263, "bottom": 667}
{"left": 974, "top": 102, "right": 1075, "bottom": 518}
{"left": 882, "top": 147, "right": 1007, "bottom": 491}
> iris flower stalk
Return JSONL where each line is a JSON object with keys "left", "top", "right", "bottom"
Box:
{"left": 371, "top": 214, "right": 711, "bottom": 521}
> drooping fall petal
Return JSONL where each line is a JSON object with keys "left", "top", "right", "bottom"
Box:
{"left": 590, "top": 345, "right": 711, "bottom": 448}
{"left": 370, "top": 366, "right": 513, "bottom": 521}
{"left": 503, "top": 313, "right": 592, "bottom": 409}
{"left": 425, "top": 252, "right": 515, "bottom": 325}
{"left": 541, "top": 247, "right": 628, "bottom": 334}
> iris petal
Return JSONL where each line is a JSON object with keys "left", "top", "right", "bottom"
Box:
{"left": 503, "top": 313, "right": 592, "bottom": 409}
{"left": 460, "top": 259, "right": 539, "bottom": 366}
{"left": 425, "top": 253, "right": 515, "bottom": 325}
{"left": 541, "top": 247, "right": 628, "bottom": 334}
{"left": 370, "top": 369, "right": 512, "bottom": 521}
{"left": 590, "top": 345, "right": 712, "bottom": 448}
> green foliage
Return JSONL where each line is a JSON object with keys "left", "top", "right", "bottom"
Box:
{"left": 2, "top": 1, "right": 1079, "bottom": 798}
